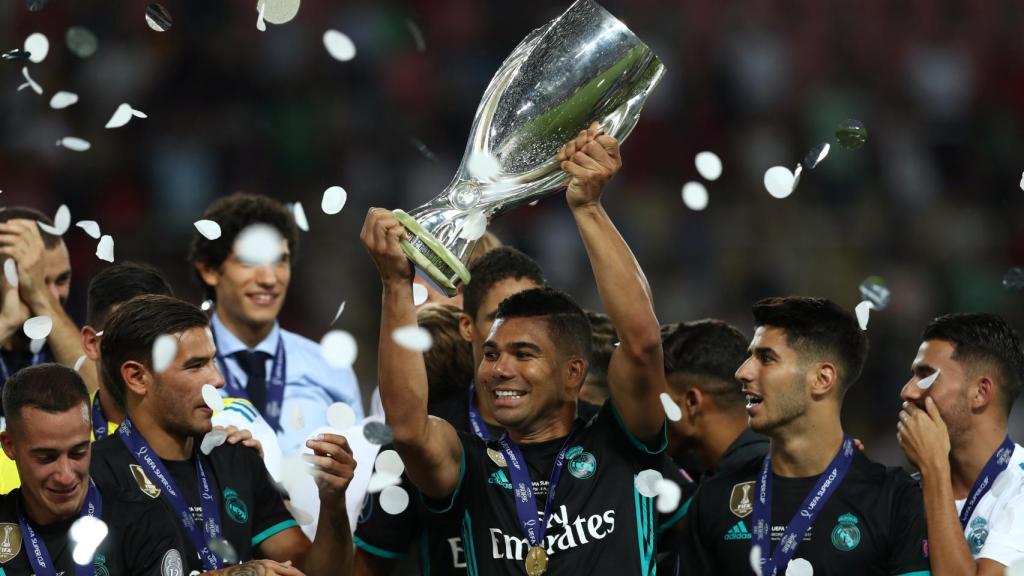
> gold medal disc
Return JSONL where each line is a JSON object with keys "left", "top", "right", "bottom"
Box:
{"left": 525, "top": 545, "right": 548, "bottom": 576}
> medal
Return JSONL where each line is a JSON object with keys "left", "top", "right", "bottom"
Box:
{"left": 525, "top": 545, "right": 549, "bottom": 576}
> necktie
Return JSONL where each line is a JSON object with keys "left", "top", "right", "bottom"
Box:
{"left": 233, "top": 350, "right": 268, "bottom": 415}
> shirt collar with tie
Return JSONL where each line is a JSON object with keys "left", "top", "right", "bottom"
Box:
{"left": 210, "top": 312, "right": 282, "bottom": 358}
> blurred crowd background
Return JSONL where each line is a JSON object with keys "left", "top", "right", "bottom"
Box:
{"left": 2, "top": 0, "right": 1023, "bottom": 466}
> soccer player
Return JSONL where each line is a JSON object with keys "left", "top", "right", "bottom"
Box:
{"left": 685, "top": 296, "right": 931, "bottom": 575}
{"left": 0, "top": 363, "right": 188, "bottom": 574}
{"left": 363, "top": 127, "right": 673, "bottom": 573}
{"left": 189, "top": 193, "right": 362, "bottom": 453}
{"left": 90, "top": 294, "right": 355, "bottom": 575}
{"left": 661, "top": 319, "right": 768, "bottom": 481}
{"left": 898, "top": 313, "right": 1024, "bottom": 574}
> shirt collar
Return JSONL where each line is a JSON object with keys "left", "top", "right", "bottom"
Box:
{"left": 211, "top": 312, "right": 281, "bottom": 357}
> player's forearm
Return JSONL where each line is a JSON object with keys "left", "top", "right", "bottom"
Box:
{"left": 35, "top": 303, "right": 92, "bottom": 388}
{"left": 918, "top": 462, "right": 978, "bottom": 576}
{"left": 378, "top": 281, "right": 430, "bottom": 443}
{"left": 570, "top": 203, "right": 661, "bottom": 361}
{"left": 306, "top": 500, "right": 353, "bottom": 576}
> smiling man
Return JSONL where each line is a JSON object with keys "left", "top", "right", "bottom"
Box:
{"left": 898, "top": 313, "right": 1024, "bottom": 575}
{"left": 89, "top": 294, "right": 355, "bottom": 575}
{"left": 189, "top": 193, "right": 362, "bottom": 453}
{"left": 684, "top": 296, "right": 931, "bottom": 576}
{"left": 0, "top": 363, "right": 188, "bottom": 575}
{"left": 363, "top": 127, "right": 674, "bottom": 574}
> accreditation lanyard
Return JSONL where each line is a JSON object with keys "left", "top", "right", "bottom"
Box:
{"left": 751, "top": 436, "right": 855, "bottom": 576}
{"left": 496, "top": 423, "right": 583, "bottom": 551}
{"left": 91, "top": 392, "right": 110, "bottom": 440}
{"left": 466, "top": 383, "right": 491, "bottom": 440}
{"left": 211, "top": 325, "right": 287, "bottom": 432}
{"left": 959, "top": 435, "right": 1015, "bottom": 528}
{"left": 17, "top": 480, "right": 102, "bottom": 576}
{"left": 118, "top": 417, "right": 224, "bottom": 570}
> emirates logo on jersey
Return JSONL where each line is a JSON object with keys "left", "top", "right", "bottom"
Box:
{"left": 488, "top": 505, "right": 617, "bottom": 561}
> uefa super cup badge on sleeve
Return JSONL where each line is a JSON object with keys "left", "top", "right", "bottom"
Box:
{"left": 393, "top": 0, "right": 666, "bottom": 295}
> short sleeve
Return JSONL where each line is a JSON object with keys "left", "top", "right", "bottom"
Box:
{"left": 353, "top": 474, "right": 420, "bottom": 559}
{"left": 886, "top": 475, "right": 932, "bottom": 575}
{"left": 244, "top": 447, "right": 298, "bottom": 547}
{"left": 977, "top": 475, "right": 1024, "bottom": 566}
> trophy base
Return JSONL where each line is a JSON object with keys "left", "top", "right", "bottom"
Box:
{"left": 393, "top": 209, "right": 471, "bottom": 297}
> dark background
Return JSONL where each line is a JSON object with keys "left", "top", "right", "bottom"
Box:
{"left": 2, "top": 0, "right": 1023, "bottom": 465}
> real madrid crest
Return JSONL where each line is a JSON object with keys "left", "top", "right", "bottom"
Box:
{"left": 831, "top": 513, "right": 861, "bottom": 552}
{"left": 968, "top": 516, "right": 989, "bottom": 554}
{"left": 130, "top": 464, "right": 162, "bottom": 498}
{"left": 0, "top": 523, "right": 22, "bottom": 564}
{"left": 729, "top": 481, "right": 755, "bottom": 518}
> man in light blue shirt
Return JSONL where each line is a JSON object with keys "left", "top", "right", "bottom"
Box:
{"left": 189, "top": 192, "right": 363, "bottom": 454}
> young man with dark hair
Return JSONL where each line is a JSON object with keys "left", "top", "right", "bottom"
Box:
{"left": 661, "top": 319, "right": 768, "bottom": 480}
{"left": 189, "top": 192, "right": 362, "bottom": 453}
{"left": 0, "top": 207, "right": 91, "bottom": 401}
{"left": 0, "top": 363, "right": 188, "bottom": 575}
{"left": 362, "top": 128, "right": 675, "bottom": 573}
{"left": 898, "top": 313, "right": 1024, "bottom": 575}
{"left": 579, "top": 310, "right": 616, "bottom": 407}
{"left": 90, "top": 294, "right": 355, "bottom": 575}
{"left": 685, "top": 296, "right": 931, "bottom": 575}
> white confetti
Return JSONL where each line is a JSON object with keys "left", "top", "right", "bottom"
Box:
{"left": 659, "top": 392, "right": 682, "bottom": 422}
{"left": 330, "top": 300, "right": 346, "bottom": 325}
{"left": 320, "top": 330, "right": 357, "bottom": 368}
{"left": 405, "top": 19, "right": 426, "bottom": 53}
{"left": 23, "top": 315, "right": 53, "bottom": 340}
{"left": 392, "top": 325, "right": 433, "bottom": 352}
{"left": 467, "top": 151, "right": 500, "bottom": 181}
{"left": 234, "top": 223, "right": 283, "bottom": 266}
{"left": 200, "top": 429, "right": 228, "bottom": 455}
{"left": 764, "top": 165, "right": 799, "bottom": 199}
{"left": 323, "top": 30, "right": 357, "bottom": 62}
{"left": 1020, "top": 172, "right": 1024, "bottom": 193}
{"left": 694, "top": 151, "right": 722, "bottom": 181}
{"left": 412, "top": 283, "right": 429, "bottom": 306}
{"left": 73, "top": 355, "right": 87, "bottom": 371}
{"left": 57, "top": 137, "right": 90, "bottom": 152}
{"left": 3, "top": 259, "right": 18, "bottom": 287}
{"left": 855, "top": 300, "right": 873, "bottom": 331}
{"left": 653, "top": 478, "right": 682, "bottom": 513}
{"left": 749, "top": 545, "right": 763, "bottom": 576}
{"left": 37, "top": 204, "right": 70, "bottom": 236}
{"left": 30, "top": 337, "right": 45, "bottom": 354}
{"left": 151, "top": 334, "right": 177, "bottom": 373}
{"left": 70, "top": 516, "right": 107, "bottom": 566}
{"left": 256, "top": 1, "right": 267, "bottom": 31}
{"left": 75, "top": 220, "right": 100, "bottom": 239}
{"left": 292, "top": 202, "right": 309, "bottom": 232}
{"left": 321, "top": 186, "right": 348, "bottom": 215}
{"left": 916, "top": 369, "right": 941, "bottom": 390}
{"left": 257, "top": 0, "right": 301, "bottom": 25}
{"left": 325, "top": 402, "right": 356, "bottom": 430}
{"left": 380, "top": 485, "right": 410, "bottom": 515}
{"left": 458, "top": 211, "right": 487, "bottom": 241}
{"left": 106, "top": 103, "right": 146, "bottom": 129}
{"left": 194, "top": 219, "right": 222, "bottom": 240}
{"left": 49, "top": 91, "right": 78, "bottom": 109}
{"left": 96, "top": 235, "right": 114, "bottom": 262}
{"left": 681, "top": 181, "right": 708, "bottom": 211}
{"left": 634, "top": 469, "right": 663, "bottom": 498}
{"left": 366, "top": 471, "right": 402, "bottom": 494}
{"left": 200, "top": 300, "right": 213, "bottom": 312}
{"left": 786, "top": 558, "right": 813, "bottom": 576}
{"left": 18, "top": 67, "right": 42, "bottom": 95}
{"left": 24, "top": 33, "right": 49, "bottom": 64}
{"left": 201, "top": 384, "right": 224, "bottom": 412}
{"left": 375, "top": 449, "right": 405, "bottom": 477}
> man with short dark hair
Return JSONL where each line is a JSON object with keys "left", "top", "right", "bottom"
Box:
{"left": 362, "top": 128, "right": 676, "bottom": 573}
{"left": 0, "top": 207, "right": 91, "bottom": 402}
{"left": 189, "top": 193, "right": 362, "bottom": 454}
{"left": 579, "top": 310, "right": 616, "bottom": 406}
{"left": 90, "top": 294, "right": 355, "bottom": 575}
{"left": 0, "top": 363, "right": 188, "bottom": 575}
{"left": 898, "top": 313, "right": 1024, "bottom": 575}
{"left": 661, "top": 319, "right": 767, "bottom": 480}
{"left": 685, "top": 296, "right": 931, "bottom": 575}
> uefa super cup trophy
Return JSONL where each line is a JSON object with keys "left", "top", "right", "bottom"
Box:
{"left": 393, "top": 0, "right": 666, "bottom": 295}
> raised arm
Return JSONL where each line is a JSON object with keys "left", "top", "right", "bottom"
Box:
{"left": 559, "top": 125, "right": 666, "bottom": 442}
{"left": 360, "top": 208, "right": 463, "bottom": 500}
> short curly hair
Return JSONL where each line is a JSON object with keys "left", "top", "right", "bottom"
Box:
{"left": 187, "top": 193, "right": 300, "bottom": 300}
{"left": 463, "top": 247, "right": 545, "bottom": 320}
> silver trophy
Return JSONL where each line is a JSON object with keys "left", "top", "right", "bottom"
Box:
{"left": 394, "top": 0, "right": 665, "bottom": 295}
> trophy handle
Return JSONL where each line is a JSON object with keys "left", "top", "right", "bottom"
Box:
{"left": 393, "top": 209, "right": 471, "bottom": 296}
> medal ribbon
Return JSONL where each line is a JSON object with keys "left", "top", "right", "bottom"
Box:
{"left": 751, "top": 436, "right": 855, "bottom": 576}
{"left": 211, "top": 323, "right": 287, "bottom": 431}
{"left": 91, "top": 392, "right": 110, "bottom": 440}
{"left": 17, "top": 479, "right": 102, "bottom": 576}
{"left": 959, "top": 435, "right": 1014, "bottom": 528}
{"left": 466, "top": 383, "right": 491, "bottom": 440}
{"left": 497, "top": 422, "right": 583, "bottom": 550}
{"left": 118, "top": 416, "right": 224, "bottom": 569}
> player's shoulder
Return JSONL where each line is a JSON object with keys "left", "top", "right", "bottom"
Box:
{"left": 206, "top": 438, "right": 263, "bottom": 471}
{"left": 0, "top": 490, "right": 18, "bottom": 520}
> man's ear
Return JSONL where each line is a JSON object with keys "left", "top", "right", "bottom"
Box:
{"left": 195, "top": 261, "right": 221, "bottom": 289}
{"left": 567, "top": 357, "right": 588, "bottom": 393}
{"left": 458, "top": 313, "right": 474, "bottom": 343}
{"left": 684, "top": 387, "right": 703, "bottom": 418}
{"left": 120, "top": 360, "right": 152, "bottom": 399}
{"left": 969, "top": 376, "right": 996, "bottom": 411}
{"left": 1, "top": 430, "right": 14, "bottom": 461}
{"left": 81, "top": 325, "right": 101, "bottom": 361}
{"left": 810, "top": 362, "right": 839, "bottom": 398}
